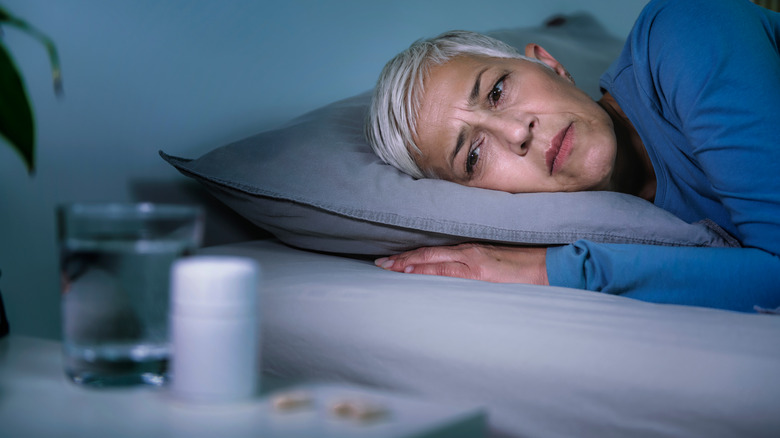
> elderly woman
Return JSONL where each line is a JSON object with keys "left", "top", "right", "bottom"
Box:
{"left": 367, "top": 0, "right": 780, "bottom": 312}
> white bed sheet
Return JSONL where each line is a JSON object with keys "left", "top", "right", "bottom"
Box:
{"left": 201, "top": 239, "right": 780, "bottom": 438}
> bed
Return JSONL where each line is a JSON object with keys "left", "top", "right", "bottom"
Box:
{"left": 162, "top": 13, "right": 780, "bottom": 438}
{"left": 198, "top": 238, "right": 780, "bottom": 438}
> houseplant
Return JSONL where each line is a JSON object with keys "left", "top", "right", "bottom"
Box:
{"left": 0, "top": 4, "right": 61, "bottom": 336}
{"left": 0, "top": 4, "right": 62, "bottom": 175}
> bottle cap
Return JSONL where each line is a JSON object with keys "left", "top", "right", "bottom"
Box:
{"left": 170, "top": 256, "right": 260, "bottom": 318}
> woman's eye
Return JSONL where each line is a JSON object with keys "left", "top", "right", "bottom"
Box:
{"left": 466, "top": 146, "right": 480, "bottom": 174}
{"left": 488, "top": 79, "right": 504, "bottom": 105}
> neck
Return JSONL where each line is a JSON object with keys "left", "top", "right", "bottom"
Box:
{"left": 598, "top": 92, "right": 656, "bottom": 202}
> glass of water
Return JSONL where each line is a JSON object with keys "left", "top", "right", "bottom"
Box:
{"left": 57, "top": 203, "right": 204, "bottom": 387}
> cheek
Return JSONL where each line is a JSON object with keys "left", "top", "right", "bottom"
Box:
{"left": 580, "top": 135, "right": 617, "bottom": 188}
{"left": 482, "top": 153, "right": 548, "bottom": 192}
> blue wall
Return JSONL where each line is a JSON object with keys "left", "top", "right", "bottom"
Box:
{"left": 0, "top": 0, "right": 647, "bottom": 339}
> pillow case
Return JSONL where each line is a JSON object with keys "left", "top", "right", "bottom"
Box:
{"left": 162, "top": 14, "right": 735, "bottom": 256}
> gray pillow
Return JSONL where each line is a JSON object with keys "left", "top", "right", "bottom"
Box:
{"left": 161, "top": 14, "right": 735, "bottom": 255}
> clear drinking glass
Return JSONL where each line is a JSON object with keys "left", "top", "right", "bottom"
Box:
{"left": 57, "top": 203, "right": 204, "bottom": 387}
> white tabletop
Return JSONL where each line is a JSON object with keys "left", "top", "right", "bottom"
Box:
{"left": 0, "top": 336, "right": 485, "bottom": 438}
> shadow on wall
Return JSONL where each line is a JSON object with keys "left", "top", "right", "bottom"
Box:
{"left": 129, "top": 179, "right": 269, "bottom": 248}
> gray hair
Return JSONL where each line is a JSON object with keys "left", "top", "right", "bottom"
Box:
{"left": 365, "top": 30, "right": 543, "bottom": 179}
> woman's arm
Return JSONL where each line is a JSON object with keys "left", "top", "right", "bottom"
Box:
{"left": 376, "top": 241, "right": 780, "bottom": 312}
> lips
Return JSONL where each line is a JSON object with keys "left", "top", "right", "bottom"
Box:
{"left": 546, "top": 124, "right": 574, "bottom": 175}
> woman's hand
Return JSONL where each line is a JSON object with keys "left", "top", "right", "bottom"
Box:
{"left": 375, "top": 243, "right": 549, "bottom": 285}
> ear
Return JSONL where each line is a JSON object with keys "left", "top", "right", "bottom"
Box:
{"left": 524, "top": 43, "right": 574, "bottom": 84}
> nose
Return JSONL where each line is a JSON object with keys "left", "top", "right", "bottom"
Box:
{"left": 486, "top": 113, "right": 535, "bottom": 156}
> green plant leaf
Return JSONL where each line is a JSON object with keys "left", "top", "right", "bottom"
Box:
{"left": 0, "top": 6, "right": 63, "bottom": 96}
{"left": 0, "top": 4, "right": 63, "bottom": 175}
{"left": 0, "top": 42, "right": 35, "bottom": 174}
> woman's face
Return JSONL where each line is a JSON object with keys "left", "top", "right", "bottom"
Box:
{"left": 413, "top": 50, "right": 617, "bottom": 193}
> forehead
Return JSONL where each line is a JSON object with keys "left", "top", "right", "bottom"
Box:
{"left": 413, "top": 55, "right": 504, "bottom": 175}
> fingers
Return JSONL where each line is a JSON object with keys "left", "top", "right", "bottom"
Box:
{"left": 375, "top": 245, "right": 483, "bottom": 280}
{"left": 375, "top": 246, "right": 465, "bottom": 272}
{"left": 374, "top": 244, "right": 549, "bottom": 285}
{"left": 374, "top": 255, "right": 425, "bottom": 274}
{"left": 402, "top": 261, "right": 476, "bottom": 279}
{"left": 375, "top": 256, "right": 474, "bottom": 279}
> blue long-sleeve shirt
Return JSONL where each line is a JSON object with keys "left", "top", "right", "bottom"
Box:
{"left": 547, "top": 0, "right": 780, "bottom": 312}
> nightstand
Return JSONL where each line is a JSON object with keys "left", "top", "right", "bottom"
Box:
{"left": 0, "top": 336, "right": 486, "bottom": 438}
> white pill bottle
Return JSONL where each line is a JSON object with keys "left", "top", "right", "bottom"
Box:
{"left": 169, "top": 256, "right": 261, "bottom": 402}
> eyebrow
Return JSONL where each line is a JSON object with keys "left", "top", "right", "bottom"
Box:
{"left": 450, "top": 67, "right": 489, "bottom": 173}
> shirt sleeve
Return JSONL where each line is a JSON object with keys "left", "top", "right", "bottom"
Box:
{"left": 547, "top": 242, "right": 780, "bottom": 312}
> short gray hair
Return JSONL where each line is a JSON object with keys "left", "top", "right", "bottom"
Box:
{"left": 365, "top": 30, "right": 541, "bottom": 179}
